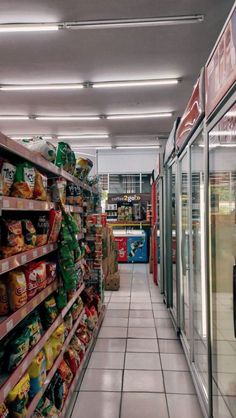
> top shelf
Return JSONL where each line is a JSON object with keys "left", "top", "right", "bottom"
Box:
{"left": 0, "top": 133, "right": 98, "bottom": 194}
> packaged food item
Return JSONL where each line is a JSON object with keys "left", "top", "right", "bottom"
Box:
{"left": 55, "top": 287, "right": 67, "bottom": 310}
{"left": 49, "top": 337, "right": 62, "bottom": 361}
{"left": 35, "top": 397, "right": 59, "bottom": 417}
{"left": 7, "top": 327, "right": 30, "bottom": 371}
{"left": 35, "top": 215, "right": 49, "bottom": 247}
{"left": 11, "top": 162, "right": 35, "bottom": 199}
{"left": 71, "top": 301, "right": 82, "bottom": 321}
{"left": 66, "top": 183, "right": 74, "bottom": 205}
{"left": 64, "top": 312, "right": 73, "bottom": 333}
{"left": 6, "top": 373, "right": 30, "bottom": 418}
{"left": 0, "top": 220, "right": 24, "bottom": 258}
{"left": 51, "top": 178, "right": 67, "bottom": 204}
{"left": 34, "top": 170, "right": 47, "bottom": 201}
{"left": 22, "top": 219, "right": 36, "bottom": 251}
{"left": 28, "top": 139, "right": 56, "bottom": 162}
{"left": 0, "top": 279, "right": 9, "bottom": 316}
{"left": 64, "top": 348, "right": 79, "bottom": 375}
{"left": 24, "top": 260, "right": 47, "bottom": 297}
{"left": 55, "top": 142, "right": 69, "bottom": 169}
{"left": 76, "top": 325, "right": 91, "bottom": 347}
{"left": 0, "top": 403, "right": 9, "bottom": 418}
{"left": 42, "top": 296, "right": 58, "bottom": 328}
{"left": 8, "top": 270, "right": 27, "bottom": 312}
{"left": 28, "top": 351, "right": 47, "bottom": 398}
{"left": 0, "top": 158, "right": 16, "bottom": 196}
{"left": 25, "top": 313, "right": 43, "bottom": 348}
{"left": 33, "top": 261, "right": 47, "bottom": 292}
{"left": 47, "top": 372, "right": 65, "bottom": 411}
{"left": 73, "top": 185, "right": 82, "bottom": 206}
{"left": 43, "top": 342, "right": 54, "bottom": 371}
{"left": 58, "top": 359, "right": 73, "bottom": 386}
{"left": 46, "top": 262, "right": 57, "bottom": 285}
{"left": 74, "top": 157, "right": 93, "bottom": 180}
{"left": 48, "top": 210, "right": 62, "bottom": 243}
{"left": 52, "top": 323, "right": 65, "bottom": 345}
{"left": 70, "top": 335, "right": 86, "bottom": 361}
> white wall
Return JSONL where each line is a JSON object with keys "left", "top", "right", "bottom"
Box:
{"left": 97, "top": 149, "right": 160, "bottom": 174}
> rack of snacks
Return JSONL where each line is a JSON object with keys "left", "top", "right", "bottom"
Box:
{"left": 0, "top": 133, "right": 104, "bottom": 417}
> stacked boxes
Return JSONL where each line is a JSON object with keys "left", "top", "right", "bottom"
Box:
{"left": 102, "top": 225, "right": 120, "bottom": 291}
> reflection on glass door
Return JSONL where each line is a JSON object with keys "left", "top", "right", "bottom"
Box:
{"left": 171, "top": 162, "right": 177, "bottom": 319}
{"left": 191, "top": 133, "right": 208, "bottom": 399}
{"left": 180, "top": 152, "right": 190, "bottom": 347}
{"left": 209, "top": 103, "right": 236, "bottom": 418}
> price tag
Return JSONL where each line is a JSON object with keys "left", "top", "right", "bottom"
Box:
{"left": 3, "top": 199, "right": 10, "bottom": 208}
{"left": 29, "top": 201, "right": 34, "bottom": 209}
{"left": 21, "top": 359, "right": 29, "bottom": 373}
{"left": 6, "top": 319, "right": 13, "bottom": 332}
{"left": 21, "top": 308, "right": 27, "bottom": 319}
{"left": 1, "top": 261, "right": 9, "bottom": 272}
{"left": 43, "top": 247, "right": 47, "bottom": 255}
{"left": 32, "top": 299, "right": 37, "bottom": 309}
{"left": 3, "top": 383, "right": 11, "bottom": 399}
{"left": 17, "top": 200, "right": 24, "bottom": 209}
{"left": 21, "top": 255, "right": 27, "bottom": 264}
{"left": 33, "top": 250, "right": 38, "bottom": 258}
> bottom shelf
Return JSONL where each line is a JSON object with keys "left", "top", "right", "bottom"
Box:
{"left": 60, "top": 305, "right": 106, "bottom": 418}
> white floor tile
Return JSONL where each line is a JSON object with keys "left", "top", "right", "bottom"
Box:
{"left": 88, "top": 352, "right": 125, "bottom": 369}
{"left": 121, "top": 393, "right": 168, "bottom": 418}
{"left": 125, "top": 352, "right": 161, "bottom": 370}
{"left": 123, "top": 370, "right": 164, "bottom": 392}
{"left": 81, "top": 369, "right": 123, "bottom": 391}
{"left": 71, "top": 392, "right": 121, "bottom": 418}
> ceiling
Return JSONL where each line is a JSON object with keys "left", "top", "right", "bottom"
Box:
{"left": 0, "top": 0, "right": 234, "bottom": 148}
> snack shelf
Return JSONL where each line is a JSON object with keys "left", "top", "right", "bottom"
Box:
{"left": 60, "top": 305, "right": 106, "bottom": 418}
{"left": 0, "top": 283, "right": 85, "bottom": 403}
{"left": 0, "top": 281, "right": 58, "bottom": 341}
{"left": 25, "top": 307, "right": 85, "bottom": 418}
{"left": 0, "top": 243, "right": 58, "bottom": 275}
{"left": 0, "top": 132, "right": 96, "bottom": 193}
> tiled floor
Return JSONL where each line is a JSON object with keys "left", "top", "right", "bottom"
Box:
{"left": 69, "top": 263, "right": 204, "bottom": 418}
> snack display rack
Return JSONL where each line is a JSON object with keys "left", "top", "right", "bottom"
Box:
{"left": 0, "top": 133, "right": 104, "bottom": 417}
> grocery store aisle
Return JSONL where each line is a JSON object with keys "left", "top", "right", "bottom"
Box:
{"left": 69, "top": 264, "right": 203, "bottom": 418}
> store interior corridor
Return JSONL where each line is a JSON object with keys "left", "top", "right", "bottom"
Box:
{"left": 68, "top": 264, "right": 203, "bottom": 418}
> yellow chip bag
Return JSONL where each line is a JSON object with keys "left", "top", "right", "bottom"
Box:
{"left": 43, "top": 342, "right": 54, "bottom": 371}
{"left": 6, "top": 373, "right": 30, "bottom": 418}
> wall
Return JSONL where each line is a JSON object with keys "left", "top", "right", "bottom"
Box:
{"left": 97, "top": 149, "right": 161, "bottom": 174}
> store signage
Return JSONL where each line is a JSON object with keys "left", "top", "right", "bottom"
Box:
{"left": 176, "top": 71, "right": 204, "bottom": 154}
{"left": 110, "top": 194, "right": 141, "bottom": 203}
{"left": 206, "top": 5, "right": 236, "bottom": 117}
{"left": 164, "top": 117, "right": 180, "bottom": 165}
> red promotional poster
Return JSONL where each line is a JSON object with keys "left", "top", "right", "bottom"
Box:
{"left": 114, "top": 237, "right": 128, "bottom": 262}
{"left": 206, "top": 6, "right": 236, "bottom": 116}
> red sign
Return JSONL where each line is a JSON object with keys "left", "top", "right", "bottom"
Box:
{"left": 176, "top": 75, "right": 203, "bottom": 153}
{"left": 206, "top": 6, "right": 236, "bottom": 117}
{"left": 114, "top": 237, "right": 128, "bottom": 262}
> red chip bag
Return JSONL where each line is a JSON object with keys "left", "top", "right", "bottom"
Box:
{"left": 48, "top": 210, "right": 62, "bottom": 243}
{"left": 46, "top": 262, "right": 57, "bottom": 285}
{"left": 58, "top": 359, "right": 73, "bottom": 386}
{"left": 23, "top": 261, "right": 47, "bottom": 298}
{"left": 64, "top": 348, "right": 79, "bottom": 375}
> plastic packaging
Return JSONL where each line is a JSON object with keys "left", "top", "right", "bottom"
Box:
{"left": 22, "top": 219, "right": 37, "bottom": 251}
{"left": 0, "top": 219, "right": 24, "bottom": 258}
{"left": 0, "top": 279, "right": 9, "bottom": 316}
{"left": 35, "top": 215, "right": 49, "bottom": 247}
{"left": 0, "top": 158, "right": 16, "bottom": 196}
{"left": 8, "top": 328, "right": 30, "bottom": 371}
{"left": 28, "top": 351, "right": 47, "bottom": 398}
{"left": 11, "top": 162, "right": 35, "bottom": 199}
{"left": 6, "top": 373, "right": 30, "bottom": 418}
{"left": 48, "top": 210, "right": 62, "bottom": 243}
{"left": 8, "top": 270, "right": 27, "bottom": 311}
{"left": 34, "top": 170, "right": 47, "bottom": 201}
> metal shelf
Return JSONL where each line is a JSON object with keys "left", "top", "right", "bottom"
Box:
{"left": 0, "top": 281, "right": 58, "bottom": 341}
{"left": 0, "top": 243, "right": 58, "bottom": 275}
{"left": 0, "top": 196, "right": 83, "bottom": 213}
{"left": 0, "top": 283, "right": 85, "bottom": 403}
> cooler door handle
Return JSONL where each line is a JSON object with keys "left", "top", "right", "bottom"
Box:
{"left": 233, "top": 265, "right": 236, "bottom": 338}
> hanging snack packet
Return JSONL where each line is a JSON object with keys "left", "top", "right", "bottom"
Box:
{"left": 22, "top": 219, "right": 37, "bottom": 251}
{"left": 0, "top": 158, "right": 16, "bottom": 196}
{"left": 6, "top": 373, "right": 30, "bottom": 418}
{"left": 11, "top": 162, "right": 35, "bottom": 199}
{"left": 35, "top": 215, "right": 49, "bottom": 247}
{"left": 8, "top": 269, "right": 27, "bottom": 311}
{"left": 0, "top": 279, "right": 9, "bottom": 316}
{"left": 8, "top": 328, "right": 30, "bottom": 372}
{"left": 34, "top": 170, "right": 47, "bottom": 201}
{"left": 28, "top": 351, "right": 47, "bottom": 398}
{"left": 48, "top": 210, "right": 62, "bottom": 243}
{"left": 0, "top": 219, "right": 24, "bottom": 258}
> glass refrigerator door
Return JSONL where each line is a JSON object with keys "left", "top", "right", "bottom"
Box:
{"left": 171, "top": 162, "right": 178, "bottom": 320}
{"left": 209, "top": 103, "right": 236, "bottom": 418}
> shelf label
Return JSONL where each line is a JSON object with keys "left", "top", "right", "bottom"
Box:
{"left": 21, "top": 359, "right": 29, "bottom": 373}
{"left": 33, "top": 250, "right": 38, "bottom": 258}
{"left": 29, "top": 201, "right": 34, "bottom": 209}
{"left": 43, "top": 247, "right": 47, "bottom": 255}
{"left": 17, "top": 200, "right": 24, "bottom": 209}
{"left": 3, "top": 383, "right": 11, "bottom": 399}
{"left": 21, "top": 255, "right": 27, "bottom": 264}
{"left": 6, "top": 319, "right": 13, "bottom": 332}
{"left": 3, "top": 199, "right": 10, "bottom": 208}
{"left": 1, "top": 261, "right": 9, "bottom": 272}
{"left": 32, "top": 299, "right": 37, "bottom": 309}
{"left": 21, "top": 308, "right": 27, "bottom": 319}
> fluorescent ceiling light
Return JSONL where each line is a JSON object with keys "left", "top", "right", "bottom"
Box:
{"left": 1, "top": 84, "right": 83, "bottom": 91}
{"left": 209, "top": 131, "right": 236, "bottom": 136}
{"left": 0, "top": 116, "right": 29, "bottom": 120}
{"left": 73, "top": 146, "right": 112, "bottom": 150}
{"left": 107, "top": 112, "right": 172, "bottom": 120}
{"left": 65, "top": 15, "right": 204, "bottom": 29}
{"left": 11, "top": 135, "right": 53, "bottom": 140}
{"left": 116, "top": 145, "right": 160, "bottom": 149}
{"left": 0, "top": 23, "right": 59, "bottom": 33}
{"left": 58, "top": 134, "right": 109, "bottom": 139}
{"left": 93, "top": 79, "right": 179, "bottom": 88}
{"left": 36, "top": 116, "right": 100, "bottom": 121}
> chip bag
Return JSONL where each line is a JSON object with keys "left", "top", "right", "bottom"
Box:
{"left": 11, "top": 162, "right": 35, "bottom": 199}
{"left": 64, "top": 348, "right": 79, "bottom": 375}
{"left": 52, "top": 323, "right": 65, "bottom": 345}
{"left": 0, "top": 279, "right": 9, "bottom": 316}
{"left": 48, "top": 210, "right": 62, "bottom": 243}
{"left": 6, "top": 373, "right": 30, "bottom": 418}
{"left": 28, "top": 351, "right": 47, "bottom": 398}
{"left": 46, "top": 262, "right": 57, "bottom": 285}
{"left": 8, "top": 327, "right": 30, "bottom": 371}
{"left": 0, "top": 158, "right": 16, "bottom": 196}
{"left": 42, "top": 296, "right": 58, "bottom": 328}
{"left": 8, "top": 270, "right": 27, "bottom": 312}
{"left": 25, "top": 313, "right": 43, "bottom": 348}
{"left": 35, "top": 215, "right": 49, "bottom": 247}
{"left": 58, "top": 359, "right": 73, "bottom": 386}
{"left": 0, "top": 220, "right": 24, "bottom": 258}
{"left": 34, "top": 170, "right": 47, "bottom": 201}
{"left": 43, "top": 342, "right": 54, "bottom": 371}
{"left": 22, "top": 219, "right": 36, "bottom": 251}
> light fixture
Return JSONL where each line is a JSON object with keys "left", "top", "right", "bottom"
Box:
{"left": 65, "top": 15, "right": 204, "bottom": 30}
{"left": 57, "top": 134, "right": 109, "bottom": 139}
{"left": 92, "top": 79, "right": 179, "bottom": 88}
{"left": 11, "top": 135, "right": 53, "bottom": 140}
{"left": 1, "top": 84, "right": 84, "bottom": 91}
{"left": 0, "top": 116, "right": 29, "bottom": 120}
{"left": 36, "top": 116, "right": 100, "bottom": 121}
{"left": 73, "top": 146, "right": 112, "bottom": 150}
{"left": 107, "top": 112, "right": 172, "bottom": 120}
{"left": 0, "top": 23, "right": 59, "bottom": 33}
{"left": 209, "top": 130, "right": 236, "bottom": 136}
{"left": 116, "top": 145, "right": 160, "bottom": 149}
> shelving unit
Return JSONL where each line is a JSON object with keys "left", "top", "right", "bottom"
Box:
{"left": 0, "top": 133, "right": 103, "bottom": 417}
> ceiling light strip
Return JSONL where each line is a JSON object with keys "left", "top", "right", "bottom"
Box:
{"left": 107, "top": 112, "right": 172, "bottom": 120}
{"left": 0, "top": 113, "right": 172, "bottom": 121}
{"left": 1, "top": 84, "right": 84, "bottom": 91}
{"left": 116, "top": 146, "right": 160, "bottom": 149}
{"left": 92, "top": 79, "right": 179, "bottom": 88}
{"left": 0, "top": 23, "right": 59, "bottom": 32}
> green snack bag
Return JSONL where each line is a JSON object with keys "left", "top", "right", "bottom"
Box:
{"left": 55, "top": 142, "right": 68, "bottom": 169}
{"left": 11, "top": 162, "right": 35, "bottom": 199}
{"left": 8, "top": 327, "right": 31, "bottom": 372}
{"left": 55, "top": 287, "right": 67, "bottom": 310}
